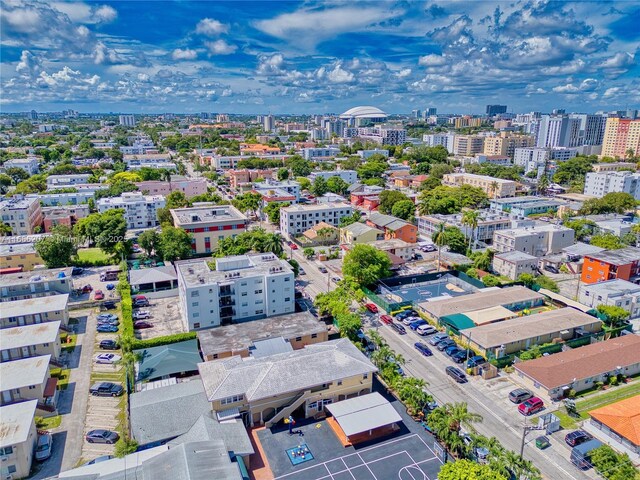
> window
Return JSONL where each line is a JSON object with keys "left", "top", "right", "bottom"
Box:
{"left": 192, "top": 302, "right": 199, "bottom": 307}
{"left": 311, "top": 333, "right": 318, "bottom": 339}
{"left": 29, "top": 385, "right": 36, "bottom": 389}
{"left": 193, "top": 322, "right": 200, "bottom": 329}
{"left": 241, "top": 292, "right": 247, "bottom": 296}
{"left": 285, "top": 277, "right": 291, "bottom": 282}
{"left": 255, "top": 289, "right": 263, "bottom": 294}
{"left": 191, "top": 291, "right": 199, "bottom": 297}
{"left": 220, "top": 394, "right": 244, "bottom": 405}
{"left": 255, "top": 299, "right": 263, "bottom": 304}
{"left": 255, "top": 309, "right": 263, "bottom": 315}
{"left": 284, "top": 297, "right": 290, "bottom": 302}
{"left": 212, "top": 354, "right": 218, "bottom": 359}
{"left": 193, "top": 313, "right": 200, "bottom": 318}
{"left": 295, "top": 336, "right": 302, "bottom": 341}
{"left": 241, "top": 302, "right": 248, "bottom": 307}
{"left": 363, "top": 373, "right": 369, "bottom": 380}
{"left": 337, "top": 380, "right": 343, "bottom": 386}
{"left": 8, "top": 465, "right": 17, "bottom": 474}
{"left": 1, "top": 446, "right": 13, "bottom": 455}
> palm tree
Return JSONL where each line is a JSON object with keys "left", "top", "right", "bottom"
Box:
{"left": 448, "top": 402, "right": 483, "bottom": 433}
{"left": 489, "top": 181, "right": 499, "bottom": 199}
{"left": 162, "top": 169, "right": 172, "bottom": 192}
{"left": 625, "top": 148, "right": 636, "bottom": 160}
{"left": 370, "top": 345, "right": 393, "bottom": 369}
{"left": 432, "top": 222, "right": 447, "bottom": 272}
{"left": 366, "top": 329, "right": 387, "bottom": 349}
{"left": 263, "top": 233, "right": 283, "bottom": 256}
{"left": 461, "top": 210, "right": 480, "bottom": 251}
{"left": 317, "top": 227, "right": 334, "bottom": 246}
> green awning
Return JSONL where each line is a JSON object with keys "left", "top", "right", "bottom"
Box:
{"left": 441, "top": 313, "right": 476, "bottom": 331}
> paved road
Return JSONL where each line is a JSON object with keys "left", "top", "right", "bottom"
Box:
{"left": 373, "top": 322, "right": 598, "bottom": 480}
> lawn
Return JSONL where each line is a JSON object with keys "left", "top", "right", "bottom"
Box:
{"left": 547, "top": 380, "right": 640, "bottom": 429}
{"left": 35, "top": 415, "right": 62, "bottom": 430}
{"left": 51, "top": 368, "right": 71, "bottom": 390}
{"left": 77, "top": 248, "right": 113, "bottom": 264}
{"left": 60, "top": 333, "right": 77, "bottom": 351}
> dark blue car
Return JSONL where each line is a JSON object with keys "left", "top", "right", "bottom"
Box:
{"left": 414, "top": 342, "right": 433, "bottom": 356}
{"left": 97, "top": 324, "right": 118, "bottom": 333}
{"left": 467, "top": 355, "right": 485, "bottom": 368}
{"left": 409, "top": 319, "right": 427, "bottom": 330}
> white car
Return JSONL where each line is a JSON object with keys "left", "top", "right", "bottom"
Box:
{"left": 133, "top": 310, "right": 151, "bottom": 320}
{"left": 35, "top": 432, "right": 52, "bottom": 461}
{"left": 95, "top": 353, "right": 122, "bottom": 364}
{"left": 403, "top": 316, "right": 420, "bottom": 326}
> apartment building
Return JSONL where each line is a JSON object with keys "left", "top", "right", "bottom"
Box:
{"left": 42, "top": 205, "right": 90, "bottom": 232}
{"left": 417, "top": 212, "right": 512, "bottom": 244}
{"left": 0, "top": 243, "right": 43, "bottom": 271}
{"left": 452, "top": 135, "right": 485, "bottom": 155}
{"left": 0, "top": 400, "right": 38, "bottom": 480}
{"left": 601, "top": 117, "right": 640, "bottom": 158}
{"left": 135, "top": 177, "right": 208, "bottom": 198}
{"left": 0, "top": 268, "right": 73, "bottom": 302}
{"left": 492, "top": 251, "right": 539, "bottom": 280}
{"left": 0, "top": 295, "right": 69, "bottom": 329}
{"left": 513, "top": 147, "right": 579, "bottom": 178}
{"left": 171, "top": 204, "right": 249, "bottom": 255}
{"left": 30, "top": 191, "right": 95, "bottom": 207}
{"left": 97, "top": 192, "right": 166, "bottom": 230}
{"left": 301, "top": 147, "right": 340, "bottom": 160}
{"left": 308, "top": 170, "right": 358, "bottom": 184}
{"left": 583, "top": 171, "right": 640, "bottom": 200}
{"left": 423, "top": 133, "right": 455, "bottom": 153}
{"left": 442, "top": 173, "right": 516, "bottom": 198}
{"left": 453, "top": 116, "right": 483, "bottom": 129}
{"left": 1, "top": 321, "right": 62, "bottom": 363}
{"left": 536, "top": 115, "right": 581, "bottom": 148}
{"left": 177, "top": 253, "right": 295, "bottom": 331}
{"left": 239, "top": 143, "right": 281, "bottom": 156}
{"left": 280, "top": 202, "right": 353, "bottom": 238}
{"left": 569, "top": 113, "right": 609, "bottom": 146}
{"left": 198, "top": 338, "right": 377, "bottom": 427}
{"left": 483, "top": 133, "right": 535, "bottom": 157}
{"left": 591, "top": 162, "right": 638, "bottom": 173}
{"left": 0, "top": 355, "right": 58, "bottom": 414}
{"left": 119, "top": 114, "right": 136, "bottom": 126}
{"left": 227, "top": 169, "right": 275, "bottom": 189}
{"left": 578, "top": 280, "right": 640, "bottom": 319}
{"left": 366, "top": 212, "right": 418, "bottom": 243}
{"left": 46, "top": 174, "right": 92, "bottom": 188}
{"left": 490, "top": 196, "right": 565, "bottom": 217}
{"left": 581, "top": 247, "right": 640, "bottom": 284}
{"left": 252, "top": 179, "right": 300, "bottom": 202}
{"left": 356, "top": 126, "right": 407, "bottom": 146}
{"left": 493, "top": 224, "right": 575, "bottom": 256}
{"left": 0, "top": 196, "right": 43, "bottom": 236}
{"left": 2, "top": 157, "right": 39, "bottom": 175}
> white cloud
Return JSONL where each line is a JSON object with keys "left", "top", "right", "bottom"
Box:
{"left": 205, "top": 40, "right": 237, "bottom": 56}
{"left": 552, "top": 83, "right": 580, "bottom": 93}
{"left": 257, "top": 53, "right": 286, "bottom": 75}
{"left": 579, "top": 78, "right": 598, "bottom": 91}
{"left": 172, "top": 48, "right": 197, "bottom": 61}
{"left": 418, "top": 54, "right": 447, "bottom": 67}
{"left": 396, "top": 68, "right": 412, "bottom": 78}
{"left": 327, "top": 64, "right": 354, "bottom": 83}
{"left": 195, "top": 18, "right": 228, "bottom": 36}
{"left": 603, "top": 87, "right": 622, "bottom": 98}
{"left": 599, "top": 52, "right": 635, "bottom": 69}
{"left": 52, "top": 2, "right": 117, "bottom": 24}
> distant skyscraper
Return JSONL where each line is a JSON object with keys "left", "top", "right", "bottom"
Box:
{"left": 569, "top": 114, "right": 609, "bottom": 146}
{"left": 486, "top": 105, "right": 507, "bottom": 116}
{"left": 552, "top": 109, "right": 566, "bottom": 115}
{"left": 536, "top": 115, "right": 580, "bottom": 148}
{"left": 119, "top": 114, "right": 136, "bottom": 127}
{"left": 27, "top": 110, "right": 38, "bottom": 121}
{"left": 200, "top": 112, "right": 210, "bottom": 119}
{"left": 426, "top": 107, "right": 437, "bottom": 117}
{"left": 216, "top": 114, "right": 229, "bottom": 122}
{"left": 263, "top": 114, "right": 275, "bottom": 132}
{"left": 411, "top": 109, "right": 422, "bottom": 119}
{"left": 626, "top": 109, "right": 638, "bottom": 120}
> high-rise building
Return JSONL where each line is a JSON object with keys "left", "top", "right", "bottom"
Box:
{"left": 486, "top": 105, "right": 507, "bottom": 116}
{"left": 411, "top": 109, "right": 422, "bottom": 119}
{"left": 118, "top": 114, "right": 136, "bottom": 127}
{"left": 452, "top": 135, "right": 485, "bottom": 155}
{"left": 483, "top": 133, "right": 535, "bottom": 158}
{"left": 584, "top": 171, "right": 640, "bottom": 199}
{"left": 27, "top": 110, "right": 38, "bottom": 121}
{"left": 426, "top": 107, "right": 437, "bottom": 117}
{"left": 601, "top": 117, "right": 640, "bottom": 158}
{"left": 262, "top": 114, "right": 275, "bottom": 132}
{"left": 536, "top": 115, "right": 581, "bottom": 148}
{"left": 423, "top": 133, "right": 455, "bottom": 153}
{"left": 453, "top": 116, "right": 483, "bottom": 128}
{"left": 216, "top": 114, "right": 229, "bottom": 122}
{"left": 569, "top": 114, "right": 608, "bottom": 146}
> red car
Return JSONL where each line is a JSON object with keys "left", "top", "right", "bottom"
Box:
{"left": 380, "top": 314, "right": 393, "bottom": 325}
{"left": 81, "top": 284, "right": 93, "bottom": 293}
{"left": 289, "top": 242, "right": 298, "bottom": 250}
{"left": 94, "top": 290, "right": 105, "bottom": 300}
{"left": 133, "top": 321, "right": 153, "bottom": 329}
{"left": 365, "top": 303, "right": 379, "bottom": 313}
{"left": 518, "top": 397, "right": 544, "bottom": 416}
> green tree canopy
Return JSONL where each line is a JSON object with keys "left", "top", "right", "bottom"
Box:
{"left": 158, "top": 226, "right": 193, "bottom": 262}
{"left": 263, "top": 201, "right": 289, "bottom": 224}
{"left": 391, "top": 200, "right": 416, "bottom": 221}
{"left": 34, "top": 225, "right": 77, "bottom": 268}
{"left": 277, "top": 167, "right": 290, "bottom": 181}
{"left": 378, "top": 190, "right": 411, "bottom": 215}
{"left": 437, "top": 460, "right": 507, "bottom": 480}
{"left": 418, "top": 185, "right": 488, "bottom": 215}
{"left": 590, "top": 233, "right": 625, "bottom": 250}
{"left": 596, "top": 304, "right": 630, "bottom": 328}
{"left": 342, "top": 244, "right": 392, "bottom": 286}
{"left": 74, "top": 209, "right": 127, "bottom": 255}
{"left": 310, "top": 176, "right": 329, "bottom": 197}
{"left": 326, "top": 176, "right": 349, "bottom": 195}
{"left": 286, "top": 155, "right": 312, "bottom": 177}
{"left": 138, "top": 230, "right": 160, "bottom": 257}
{"left": 579, "top": 192, "right": 637, "bottom": 215}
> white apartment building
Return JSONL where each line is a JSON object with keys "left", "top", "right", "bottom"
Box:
{"left": 422, "top": 133, "right": 455, "bottom": 153}
{"left": 280, "top": 202, "right": 354, "bottom": 238}
{"left": 46, "top": 174, "right": 92, "bottom": 188}
{"left": 536, "top": 115, "right": 581, "bottom": 148}
{"left": 493, "top": 223, "right": 575, "bottom": 257}
{"left": 492, "top": 251, "right": 539, "bottom": 280}
{"left": 569, "top": 113, "right": 609, "bottom": 146}
{"left": 176, "top": 254, "right": 295, "bottom": 331}
{"left": 3, "top": 157, "right": 39, "bottom": 175}
{"left": 119, "top": 114, "right": 136, "bottom": 126}
{"left": 583, "top": 171, "right": 640, "bottom": 200}
{"left": 0, "top": 400, "right": 38, "bottom": 480}
{"left": 30, "top": 191, "right": 95, "bottom": 207}
{"left": 417, "top": 212, "right": 513, "bottom": 243}
{"left": 578, "top": 279, "right": 640, "bottom": 319}
{"left": 308, "top": 170, "right": 358, "bottom": 184}
{"left": 442, "top": 173, "right": 516, "bottom": 198}
{"left": 97, "top": 192, "right": 165, "bottom": 230}
{"left": 0, "top": 196, "right": 43, "bottom": 236}
{"left": 253, "top": 179, "right": 300, "bottom": 201}
{"left": 301, "top": 147, "right": 340, "bottom": 160}
{"left": 513, "top": 147, "right": 578, "bottom": 178}
{"left": 357, "top": 126, "right": 406, "bottom": 146}
{"left": 357, "top": 149, "right": 390, "bottom": 159}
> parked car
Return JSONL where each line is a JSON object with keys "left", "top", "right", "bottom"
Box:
{"left": 298, "top": 268, "right": 306, "bottom": 275}
{"left": 289, "top": 242, "right": 298, "bottom": 250}
{"left": 452, "top": 350, "right": 470, "bottom": 363}
{"left": 414, "top": 342, "right": 433, "bottom": 356}
{"left": 380, "top": 314, "right": 393, "bottom": 325}
{"left": 429, "top": 333, "right": 450, "bottom": 346}
{"left": 81, "top": 284, "right": 93, "bottom": 293}
{"left": 72, "top": 267, "right": 84, "bottom": 276}
{"left": 82, "top": 455, "right": 114, "bottom": 466}
{"left": 565, "top": 430, "right": 593, "bottom": 447}
{"left": 437, "top": 339, "right": 456, "bottom": 351}
{"left": 422, "top": 244, "right": 437, "bottom": 252}
{"left": 518, "top": 397, "right": 544, "bottom": 416}
{"left": 35, "top": 432, "right": 52, "bottom": 461}
{"left": 544, "top": 265, "right": 560, "bottom": 274}
{"left": 89, "top": 382, "right": 124, "bottom": 397}
{"left": 97, "top": 319, "right": 118, "bottom": 327}
{"left": 97, "top": 324, "right": 118, "bottom": 333}
{"left": 100, "top": 301, "right": 117, "bottom": 310}
{"left": 417, "top": 324, "right": 437, "bottom": 336}
{"left": 133, "top": 299, "right": 150, "bottom": 308}
{"left": 99, "top": 339, "right": 118, "bottom": 350}
{"left": 106, "top": 283, "right": 115, "bottom": 291}
{"left": 94, "top": 290, "right": 105, "bottom": 300}
{"left": 445, "top": 366, "right": 467, "bottom": 383}
{"left": 364, "top": 303, "right": 378, "bottom": 313}
{"left": 535, "top": 436, "right": 551, "bottom": 450}
{"left": 133, "top": 310, "right": 151, "bottom": 320}
{"left": 445, "top": 345, "right": 461, "bottom": 357}
{"left": 409, "top": 319, "right": 427, "bottom": 330}
{"left": 331, "top": 277, "right": 341, "bottom": 283}
{"left": 508, "top": 388, "right": 533, "bottom": 404}
{"left": 134, "top": 321, "right": 153, "bottom": 329}
{"left": 390, "top": 323, "right": 407, "bottom": 335}
{"left": 95, "top": 353, "right": 121, "bottom": 364}
{"left": 85, "top": 430, "right": 120, "bottom": 444}
{"left": 467, "top": 355, "right": 485, "bottom": 368}
{"left": 97, "top": 313, "right": 118, "bottom": 322}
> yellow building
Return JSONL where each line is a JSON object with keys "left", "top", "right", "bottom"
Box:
{"left": 483, "top": 133, "right": 535, "bottom": 157}
{"left": 198, "top": 339, "right": 377, "bottom": 427}
{"left": 602, "top": 117, "right": 640, "bottom": 158}
{"left": 339, "top": 222, "right": 384, "bottom": 245}
{"left": 0, "top": 243, "right": 44, "bottom": 271}
{"left": 442, "top": 173, "right": 516, "bottom": 198}
{"left": 453, "top": 116, "right": 483, "bottom": 129}
{"left": 453, "top": 135, "right": 485, "bottom": 155}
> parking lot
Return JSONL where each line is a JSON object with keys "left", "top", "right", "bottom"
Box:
{"left": 134, "top": 295, "right": 185, "bottom": 340}
{"left": 69, "top": 265, "right": 121, "bottom": 304}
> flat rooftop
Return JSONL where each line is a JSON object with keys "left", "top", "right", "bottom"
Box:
{"left": 582, "top": 279, "right": 640, "bottom": 295}
{"left": 0, "top": 242, "right": 38, "bottom": 256}
{"left": 495, "top": 223, "right": 572, "bottom": 237}
{"left": 562, "top": 242, "right": 605, "bottom": 257}
{"left": 1, "top": 321, "right": 61, "bottom": 350}
{"left": 282, "top": 202, "right": 352, "bottom": 213}
{"left": 494, "top": 250, "right": 538, "bottom": 262}
{"left": 585, "top": 247, "right": 640, "bottom": 266}
{"left": 420, "top": 286, "right": 544, "bottom": 318}
{"left": 198, "top": 311, "right": 324, "bottom": 358}
{"left": 462, "top": 308, "right": 600, "bottom": 349}
{"left": 0, "top": 267, "right": 73, "bottom": 288}
{"left": 0, "top": 400, "right": 38, "bottom": 447}
{"left": 492, "top": 196, "right": 558, "bottom": 205}
{"left": 0, "top": 294, "right": 69, "bottom": 318}
{"left": 0, "top": 354, "right": 51, "bottom": 391}
{"left": 171, "top": 204, "right": 247, "bottom": 226}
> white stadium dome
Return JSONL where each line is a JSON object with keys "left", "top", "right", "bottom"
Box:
{"left": 339, "top": 106, "right": 387, "bottom": 119}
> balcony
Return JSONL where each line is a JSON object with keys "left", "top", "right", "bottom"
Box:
{"left": 219, "top": 298, "right": 235, "bottom": 307}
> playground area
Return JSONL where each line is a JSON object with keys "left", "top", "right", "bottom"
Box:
{"left": 377, "top": 273, "right": 478, "bottom": 305}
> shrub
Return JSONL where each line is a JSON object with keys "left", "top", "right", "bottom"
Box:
{"left": 567, "top": 389, "right": 576, "bottom": 399}
{"left": 595, "top": 381, "right": 604, "bottom": 390}
{"left": 608, "top": 376, "right": 618, "bottom": 386}
{"left": 130, "top": 332, "right": 197, "bottom": 350}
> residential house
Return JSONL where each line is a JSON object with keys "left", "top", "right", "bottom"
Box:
{"left": 367, "top": 239, "right": 414, "bottom": 261}
{"left": 0, "top": 400, "right": 38, "bottom": 480}
{"left": 492, "top": 251, "right": 539, "bottom": 280}
{"left": 198, "top": 338, "right": 377, "bottom": 427}
{"left": 366, "top": 212, "right": 418, "bottom": 243}
{"left": 0, "top": 295, "right": 69, "bottom": 328}
{"left": 514, "top": 335, "right": 640, "bottom": 400}
{"left": 1, "top": 321, "right": 62, "bottom": 363}
{"left": 581, "top": 247, "right": 640, "bottom": 284}
{"left": 578, "top": 279, "right": 640, "bottom": 319}
{"left": 588, "top": 395, "right": 640, "bottom": 455}
{"left": 339, "top": 222, "right": 384, "bottom": 245}
{"left": 42, "top": 205, "right": 90, "bottom": 232}
{"left": 301, "top": 222, "right": 339, "bottom": 245}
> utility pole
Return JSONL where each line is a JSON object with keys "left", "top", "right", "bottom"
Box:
{"left": 520, "top": 422, "right": 538, "bottom": 458}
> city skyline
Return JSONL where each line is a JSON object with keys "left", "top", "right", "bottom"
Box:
{"left": 1, "top": 0, "right": 639, "bottom": 114}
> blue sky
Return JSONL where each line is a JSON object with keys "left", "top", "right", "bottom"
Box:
{"left": 1, "top": 0, "right": 639, "bottom": 114}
